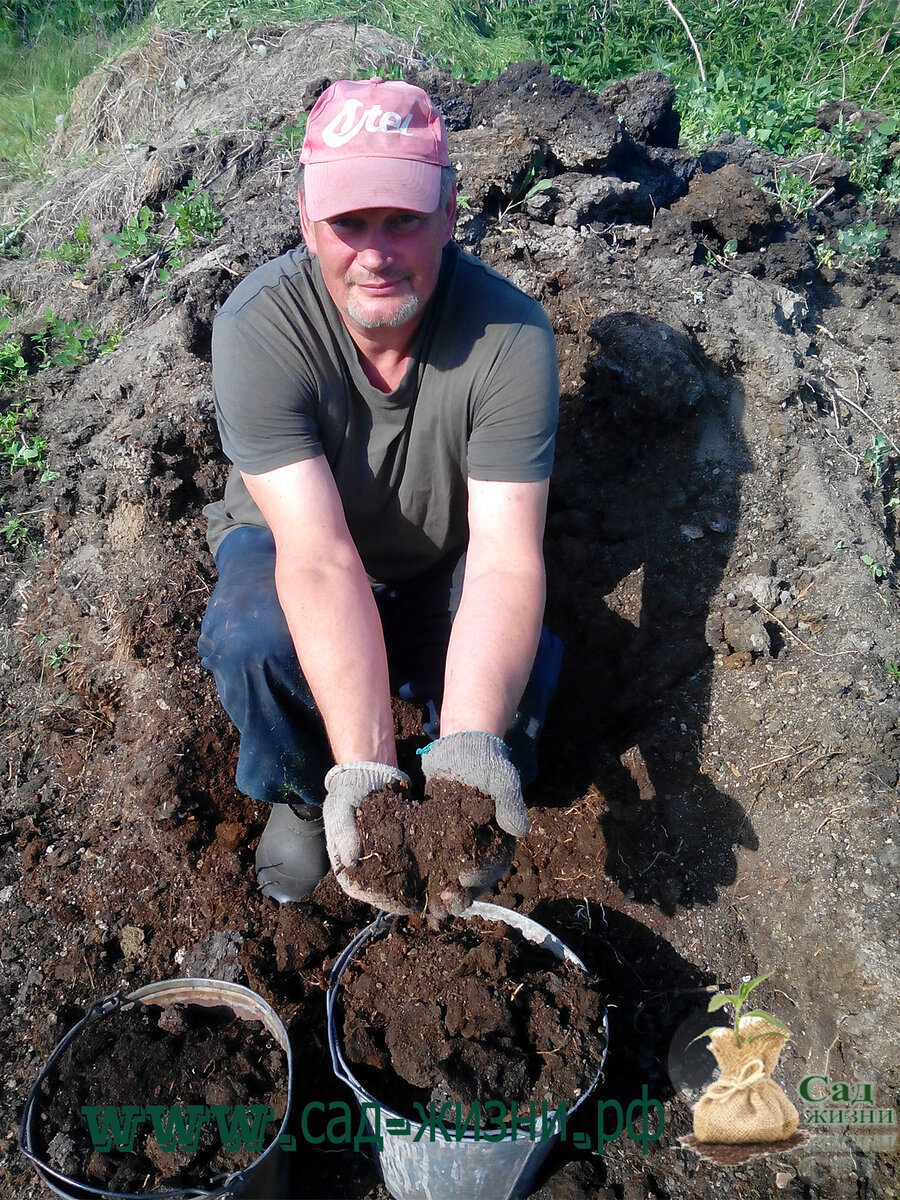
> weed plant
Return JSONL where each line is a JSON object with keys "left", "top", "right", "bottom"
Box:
{"left": 876, "top": 164, "right": 900, "bottom": 208}
{"left": 0, "top": 341, "right": 27, "bottom": 384}
{"left": 2, "top": 300, "right": 117, "bottom": 389}
{"left": 796, "top": 118, "right": 900, "bottom": 212}
{"left": 43, "top": 220, "right": 92, "bottom": 270}
{"left": 163, "top": 179, "right": 223, "bottom": 248}
{"left": 35, "top": 310, "right": 99, "bottom": 368}
{"left": 0, "top": 218, "right": 25, "bottom": 258}
{"left": 107, "top": 206, "right": 162, "bottom": 262}
{"left": 275, "top": 115, "right": 307, "bottom": 155}
{"left": 42, "top": 632, "right": 81, "bottom": 668}
{"left": 0, "top": 297, "right": 27, "bottom": 384}
{"left": 108, "top": 181, "right": 222, "bottom": 283}
{"left": 678, "top": 69, "right": 830, "bottom": 154}
{"left": 767, "top": 169, "right": 819, "bottom": 218}
{"left": 865, "top": 433, "right": 894, "bottom": 488}
{"left": 36, "top": 632, "right": 81, "bottom": 683}
{"left": 861, "top": 553, "right": 888, "bottom": 581}
{"left": 848, "top": 123, "right": 897, "bottom": 193}
{"left": 0, "top": 401, "right": 51, "bottom": 476}
{"left": 0, "top": 512, "right": 39, "bottom": 552}
{"left": 835, "top": 219, "right": 889, "bottom": 261}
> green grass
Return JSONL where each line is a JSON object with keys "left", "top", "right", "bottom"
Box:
{"left": 1, "top": 0, "right": 899, "bottom": 183}
{"left": 0, "top": 23, "right": 146, "bottom": 177}
{"left": 510, "top": 0, "right": 899, "bottom": 150}
{"left": 155, "top": 0, "right": 531, "bottom": 79}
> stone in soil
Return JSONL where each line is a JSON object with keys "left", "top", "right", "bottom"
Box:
{"left": 347, "top": 777, "right": 515, "bottom": 913}
{"left": 340, "top": 913, "right": 607, "bottom": 1118}
{"left": 38, "top": 1001, "right": 287, "bottom": 1192}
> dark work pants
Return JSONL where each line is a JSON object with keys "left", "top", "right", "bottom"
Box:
{"left": 198, "top": 525, "right": 562, "bottom": 806}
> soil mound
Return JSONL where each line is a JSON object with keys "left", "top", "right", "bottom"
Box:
{"left": 349, "top": 778, "right": 515, "bottom": 914}
{"left": 2, "top": 22, "right": 899, "bottom": 1200}
{"left": 38, "top": 1001, "right": 287, "bottom": 1192}
{"left": 339, "top": 914, "right": 607, "bottom": 1116}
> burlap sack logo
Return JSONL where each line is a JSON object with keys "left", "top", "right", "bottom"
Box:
{"left": 690, "top": 972, "right": 799, "bottom": 1147}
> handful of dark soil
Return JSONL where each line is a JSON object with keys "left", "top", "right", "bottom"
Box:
{"left": 346, "top": 778, "right": 515, "bottom": 913}
{"left": 38, "top": 1001, "right": 287, "bottom": 1193}
{"left": 340, "top": 914, "right": 607, "bottom": 1118}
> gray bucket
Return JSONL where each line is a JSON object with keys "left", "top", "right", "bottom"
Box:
{"left": 20, "top": 977, "right": 293, "bottom": 1200}
{"left": 327, "top": 901, "right": 608, "bottom": 1200}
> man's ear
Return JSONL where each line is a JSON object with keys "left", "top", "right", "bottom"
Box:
{"left": 442, "top": 182, "right": 457, "bottom": 246}
{"left": 298, "top": 189, "right": 318, "bottom": 255}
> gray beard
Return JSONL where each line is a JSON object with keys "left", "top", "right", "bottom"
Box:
{"left": 346, "top": 292, "right": 420, "bottom": 329}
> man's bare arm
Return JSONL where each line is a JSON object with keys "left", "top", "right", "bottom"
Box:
{"left": 241, "top": 457, "right": 396, "bottom": 766}
{"left": 440, "top": 478, "right": 549, "bottom": 736}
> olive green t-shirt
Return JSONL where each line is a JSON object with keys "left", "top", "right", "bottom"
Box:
{"left": 205, "top": 240, "right": 559, "bottom": 585}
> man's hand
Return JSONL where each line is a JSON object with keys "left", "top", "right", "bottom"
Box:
{"left": 419, "top": 730, "right": 528, "bottom": 916}
{"left": 324, "top": 761, "right": 416, "bottom": 912}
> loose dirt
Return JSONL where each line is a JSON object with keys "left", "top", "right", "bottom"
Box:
{"left": 339, "top": 914, "right": 607, "bottom": 1117}
{"left": 349, "top": 778, "right": 515, "bottom": 914}
{"left": 37, "top": 1001, "right": 287, "bottom": 1192}
{"left": 680, "top": 1131, "right": 813, "bottom": 1166}
{"left": 1, "top": 22, "right": 899, "bottom": 1200}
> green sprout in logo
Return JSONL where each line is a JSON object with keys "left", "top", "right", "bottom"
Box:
{"left": 696, "top": 972, "right": 791, "bottom": 1047}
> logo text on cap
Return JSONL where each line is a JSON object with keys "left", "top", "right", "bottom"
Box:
{"left": 321, "top": 100, "right": 415, "bottom": 148}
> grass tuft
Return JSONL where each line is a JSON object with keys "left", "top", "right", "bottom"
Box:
{"left": 0, "top": 23, "right": 149, "bottom": 180}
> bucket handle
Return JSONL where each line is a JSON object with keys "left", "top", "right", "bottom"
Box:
{"left": 328, "top": 910, "right": 393, "bottom": 988}
{"left": 326, "top": 910, "right": 394, "bottom": 1093}
{"left": 18, "top": 992, "right": 247, "bottom": 1200}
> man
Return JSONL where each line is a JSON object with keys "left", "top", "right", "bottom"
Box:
{"left": 199, "top": 77, "right": 561, "bottom": 914}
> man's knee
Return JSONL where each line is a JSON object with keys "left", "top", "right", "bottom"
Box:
{"left": 198, "top": 526, "right": 295, "bottom": 684}
{"left": 200, "top": 585, "right": 293, "bottom": 677}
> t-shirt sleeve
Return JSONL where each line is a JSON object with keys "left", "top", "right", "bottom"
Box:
{"left": 211, "top": 307, "right": 323, "bottom": 476}
{"left": 466, "top": 312, "right": 559, "bottom": 482}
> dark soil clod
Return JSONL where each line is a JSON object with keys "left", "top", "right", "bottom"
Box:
{"left": 348, "top": 778, "right": 516, "bottom": 913}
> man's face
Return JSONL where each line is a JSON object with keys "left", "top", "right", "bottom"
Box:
{"left": 299, "top": 189, "right": 456, "bottom": 337}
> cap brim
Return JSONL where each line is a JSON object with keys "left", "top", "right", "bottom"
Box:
{"left": 303, "top": 158, "right": 442, "bottom": 221}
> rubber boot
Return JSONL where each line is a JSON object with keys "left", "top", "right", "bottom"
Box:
{"left": 256, "top": 803, "right": 329, "bottom": 902}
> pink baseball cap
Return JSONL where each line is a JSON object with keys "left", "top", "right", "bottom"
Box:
{"left": 300, "top": 77, "right": 451, "bottom": 220}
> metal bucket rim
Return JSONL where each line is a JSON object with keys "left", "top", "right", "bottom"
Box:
{"left": 20, "top": 977, "right": 293, "bottom": 1200}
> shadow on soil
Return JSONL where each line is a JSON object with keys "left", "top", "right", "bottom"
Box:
{"left": 540, "top": 313, "right": 758, "bottom": 911}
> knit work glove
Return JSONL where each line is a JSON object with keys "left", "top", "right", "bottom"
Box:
{"left": 418, "top": 731, "right": 529, "bottom": 917}
{"left": 419, "top": 731, "right": 529, "bottom": 836}
{"left": 324, "top": 761, "right": 414, "bottom": 913}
